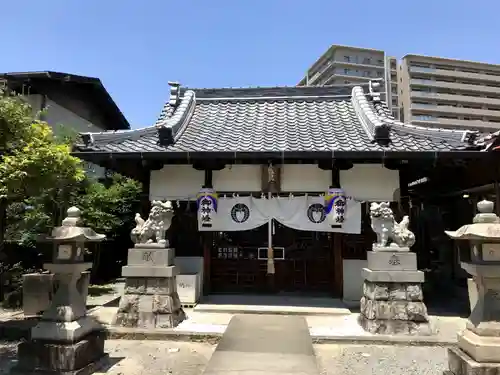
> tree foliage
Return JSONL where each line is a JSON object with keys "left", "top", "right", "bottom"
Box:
{"left": 0, "top": 92, "right": 85, "bottom": 202}
{"left": 0, "top": 89, "right": 85, "bottom": 246}
{"left": 71, "top": 174, "right": 142, "bottom": 238}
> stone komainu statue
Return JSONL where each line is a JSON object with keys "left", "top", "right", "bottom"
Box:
{"left": 369, "top": 202, "right": 415, "bottom": 249}
{"left": 131, "top": 200, "right": 174, "bottom": 245}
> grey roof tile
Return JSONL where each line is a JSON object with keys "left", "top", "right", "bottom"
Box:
{"left": 76, "top": 85, "right": 481, "bottom": 154}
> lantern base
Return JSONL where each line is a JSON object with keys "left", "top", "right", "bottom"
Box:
{"left": 13, "top": 330, "right": 108, "bottom": 375}
{"left": 445, "top": 346, "right": 500, "bottom": 375}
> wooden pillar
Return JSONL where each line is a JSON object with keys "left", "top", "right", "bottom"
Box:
{"left": 139, "top": 167, "right": 151, "bottom": 218}
{"left": 202, "top": 169, "right": 213, "bottom": 295}
{"left": 398, "top": 166, "right": 410, "bottom": 218}
{"left": 330, "top": 167, "right": 344, "bottom": 298}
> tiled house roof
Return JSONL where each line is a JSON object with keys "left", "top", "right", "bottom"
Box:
{"left": 76, "top": 81, "right": 487, "bottom": 157}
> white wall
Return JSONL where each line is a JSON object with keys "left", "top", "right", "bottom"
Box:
{"left": 149, "top": 163, "right": 400, "bottom": 201}
{"left": 150, "top": 165, "right": 205, "bottom": 201}
{"left": 213, "top": 165, "right": 261, "bottom": 192}
{"left": 281, "top": 165, "right": 331, "bottom": 192}
{"left": 341, "top": 164, "right": 399, "bottom": 201}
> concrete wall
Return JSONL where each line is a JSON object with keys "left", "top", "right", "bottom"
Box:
{"left": 342, "top": 259, "right": 367, "bottom": 306}
{"left": 24, "top": 94, "right": 106, "bottom": 178}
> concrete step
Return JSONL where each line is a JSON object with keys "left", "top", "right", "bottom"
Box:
{"left": 203, "top": 314, "right": 319, "bottom": 374}
{"left": 194, "top": 295, "right": 351, "bottom": 316}
{"left": 194, "top": 303, "right": 351, "bottom": 316}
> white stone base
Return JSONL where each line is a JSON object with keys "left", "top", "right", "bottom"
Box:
{"left": 31, "top": 315, "right": 102, "bottom": 341}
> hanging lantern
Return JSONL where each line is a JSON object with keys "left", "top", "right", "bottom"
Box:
{"left": 196, "top": 188, "right": 218, "bottom": 229}
{"left": 324, "top": 187, "right": 347, "bottom": 228}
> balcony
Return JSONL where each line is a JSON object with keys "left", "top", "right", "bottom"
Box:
{"left": 308, "top": 60, "right": 384, "bottom": 85}
{"left": 410, "top": 79, "right": 500, "bottom": 95}
{"left": 411, "top": 103, "right": 500, "bottom": 118}
{"left": 409, "top": 66, "right": 500, "bottom": 84}
{"left": 411, "top": 117, "right": 500, "bottom": 131}
{"left": 411, "top": 91, "right": 500, "bottom": 106}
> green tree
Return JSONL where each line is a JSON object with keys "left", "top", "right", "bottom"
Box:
{"left": 71, "top": 174, "right": 142, "bottom": 238}
{"left": 0, "top": 89, "right": 85, "bottom": 248}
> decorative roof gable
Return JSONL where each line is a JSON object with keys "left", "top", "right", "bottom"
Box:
{"left": 76, "top": 80, "right": 491, "bottom": 156}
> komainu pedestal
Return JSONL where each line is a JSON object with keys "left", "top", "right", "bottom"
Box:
{"left": 360, "top": 202, "right": 431, "bottom": 335}
{"left": 359, "top": 250, "right": 431, "bottom": 335}
{"left": 113, "top": 244, "right": 185, "bottom": 328}
{"left": 443, "top": 200, "right": 500, "bottom": 375}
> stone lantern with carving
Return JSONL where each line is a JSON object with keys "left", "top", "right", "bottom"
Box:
{"left": 444, "top": 199, "right": 500, "bottom": 374}
{"left": 15, "top": 207, "right": 108, "bottom": 375}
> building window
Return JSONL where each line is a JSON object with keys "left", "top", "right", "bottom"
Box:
{"left": 363, "top": 71, "right": 371, "bottom": 77}
{"left": 344, "top": 56, "right": 350, "bottom": 62}
{"left": 377, "top": 59, "right": 384, "bottom": 65}
{"left": 363, "top": 58, "right": 371, "bottom": 64}
{"left": 344, "top": 68, "right": 351, "bottom": 75}
{"left": 344, "top": 80, "right": 351, "bottom": 84}
{"left": 377, "top": 71, "right": 383, "bottom": 77}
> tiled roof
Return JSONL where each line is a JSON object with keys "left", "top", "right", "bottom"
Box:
{"left": 76, "top": 82, "right": 484, "bottom": 155}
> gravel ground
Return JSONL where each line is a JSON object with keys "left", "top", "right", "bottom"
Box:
{"left": 0, "top": 340, "right": 453, "bottom": 375}
{"left": 315, "top": 344, "right": 450, "bottom": 375}
{"left": 0, "top": 340, "right": 216, "bottom": 375}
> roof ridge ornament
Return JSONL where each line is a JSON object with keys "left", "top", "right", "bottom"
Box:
{"left": 168, "top": 81, "right": 181, "bottom": 107}
{"left": 351, "top": 85, "right": 390, "bottom": 144}
{"left": 368, "top": 79, "right": 384, "bottom": 102}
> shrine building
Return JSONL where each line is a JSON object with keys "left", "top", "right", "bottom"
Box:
{"left": 73, "top": 80, "right": 499, "bottom": 304}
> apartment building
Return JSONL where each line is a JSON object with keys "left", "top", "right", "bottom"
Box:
{"left": 298, "top": 45, "right": 400, "bottom": 119}
{"left": 399, "top": 55, "right": 500, "bottom": 131}
{"left": 1, "top": 71, "right": 130, "bottom": 178}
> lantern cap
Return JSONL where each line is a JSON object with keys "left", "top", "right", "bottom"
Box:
{"left": 50, "top": 207, "right": 106, "bottom": 242}
{"left": 445, "top": 200, "right": 500, "bottom": 240}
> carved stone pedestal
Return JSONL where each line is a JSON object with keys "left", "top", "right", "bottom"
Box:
{"left": 359, "top": 249, "right": 432, "bottom": 335}
{"left": 113, "top": 244, "right": 185, "bottom": 328}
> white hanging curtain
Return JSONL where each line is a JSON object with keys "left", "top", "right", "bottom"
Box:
{"left": 197, "top": 195, "right": 361, "bottom": 233}
{"left": 203, "top": 196, "right": 270, "bottom": 232}
{"left": 271, "top": 195, "right": 362, "bottom": 234}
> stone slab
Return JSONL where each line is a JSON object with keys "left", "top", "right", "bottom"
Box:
{"left": 362, "top": 268, "right": 425, "bottom": 283}
{"left": 359, "top": 314, "right": 433, "bottom": 335}
{"left": 14, "top": 330, "right": 107, "bottom": 374}
{"left": 23, "top": 272, "right": 91, "bottom": 316}
{"left": 458, "top": 329, "right": 500, "bottom": 363}
{"left": 23, "top": 273, "right": 54, "bottom": 316}
{"left": 447, "top": 346, "right": 500, "bottom": 375}
{"left": 31, "top": 316, "right": 102, "bottom": 341}
{"left": 121, "top": 265, "right": 178, "bottom": 278}
{"left": 127, "top": 248, "right": 175, "bottom": 267}
{"left": 134, "top": 243, "right": 167, "bottom": 249}
{"left": 367, "top": 251, "right": 417, "bottom": 271}
{"left": 372, "top": 246, "right": 411, "bottom": 252}
{"left": 203, "top": 314, "right": 317, "bottom": 375}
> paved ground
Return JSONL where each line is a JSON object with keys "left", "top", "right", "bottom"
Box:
{"left": 204, "top": 314, "right": 318, "bottom": 374}
{"left": 89, "top": 306, "right": 466, "bottom": 344}
{"left": 315, "top": 344, "right": 449, "bottom": 375}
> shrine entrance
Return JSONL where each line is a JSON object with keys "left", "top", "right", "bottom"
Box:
{"left": 209, "top": 220, "right": 337, "bottom": 295}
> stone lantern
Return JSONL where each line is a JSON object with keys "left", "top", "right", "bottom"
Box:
{"left": 444, "top": 199, "right": 500, "bottom": 374}
{"left": 14, "top": 207, "right": 108, "bottom": 375}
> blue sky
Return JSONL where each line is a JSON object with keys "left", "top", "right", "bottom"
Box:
{"left": 0, "top": 0, "right": 497, "bottom": 128}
